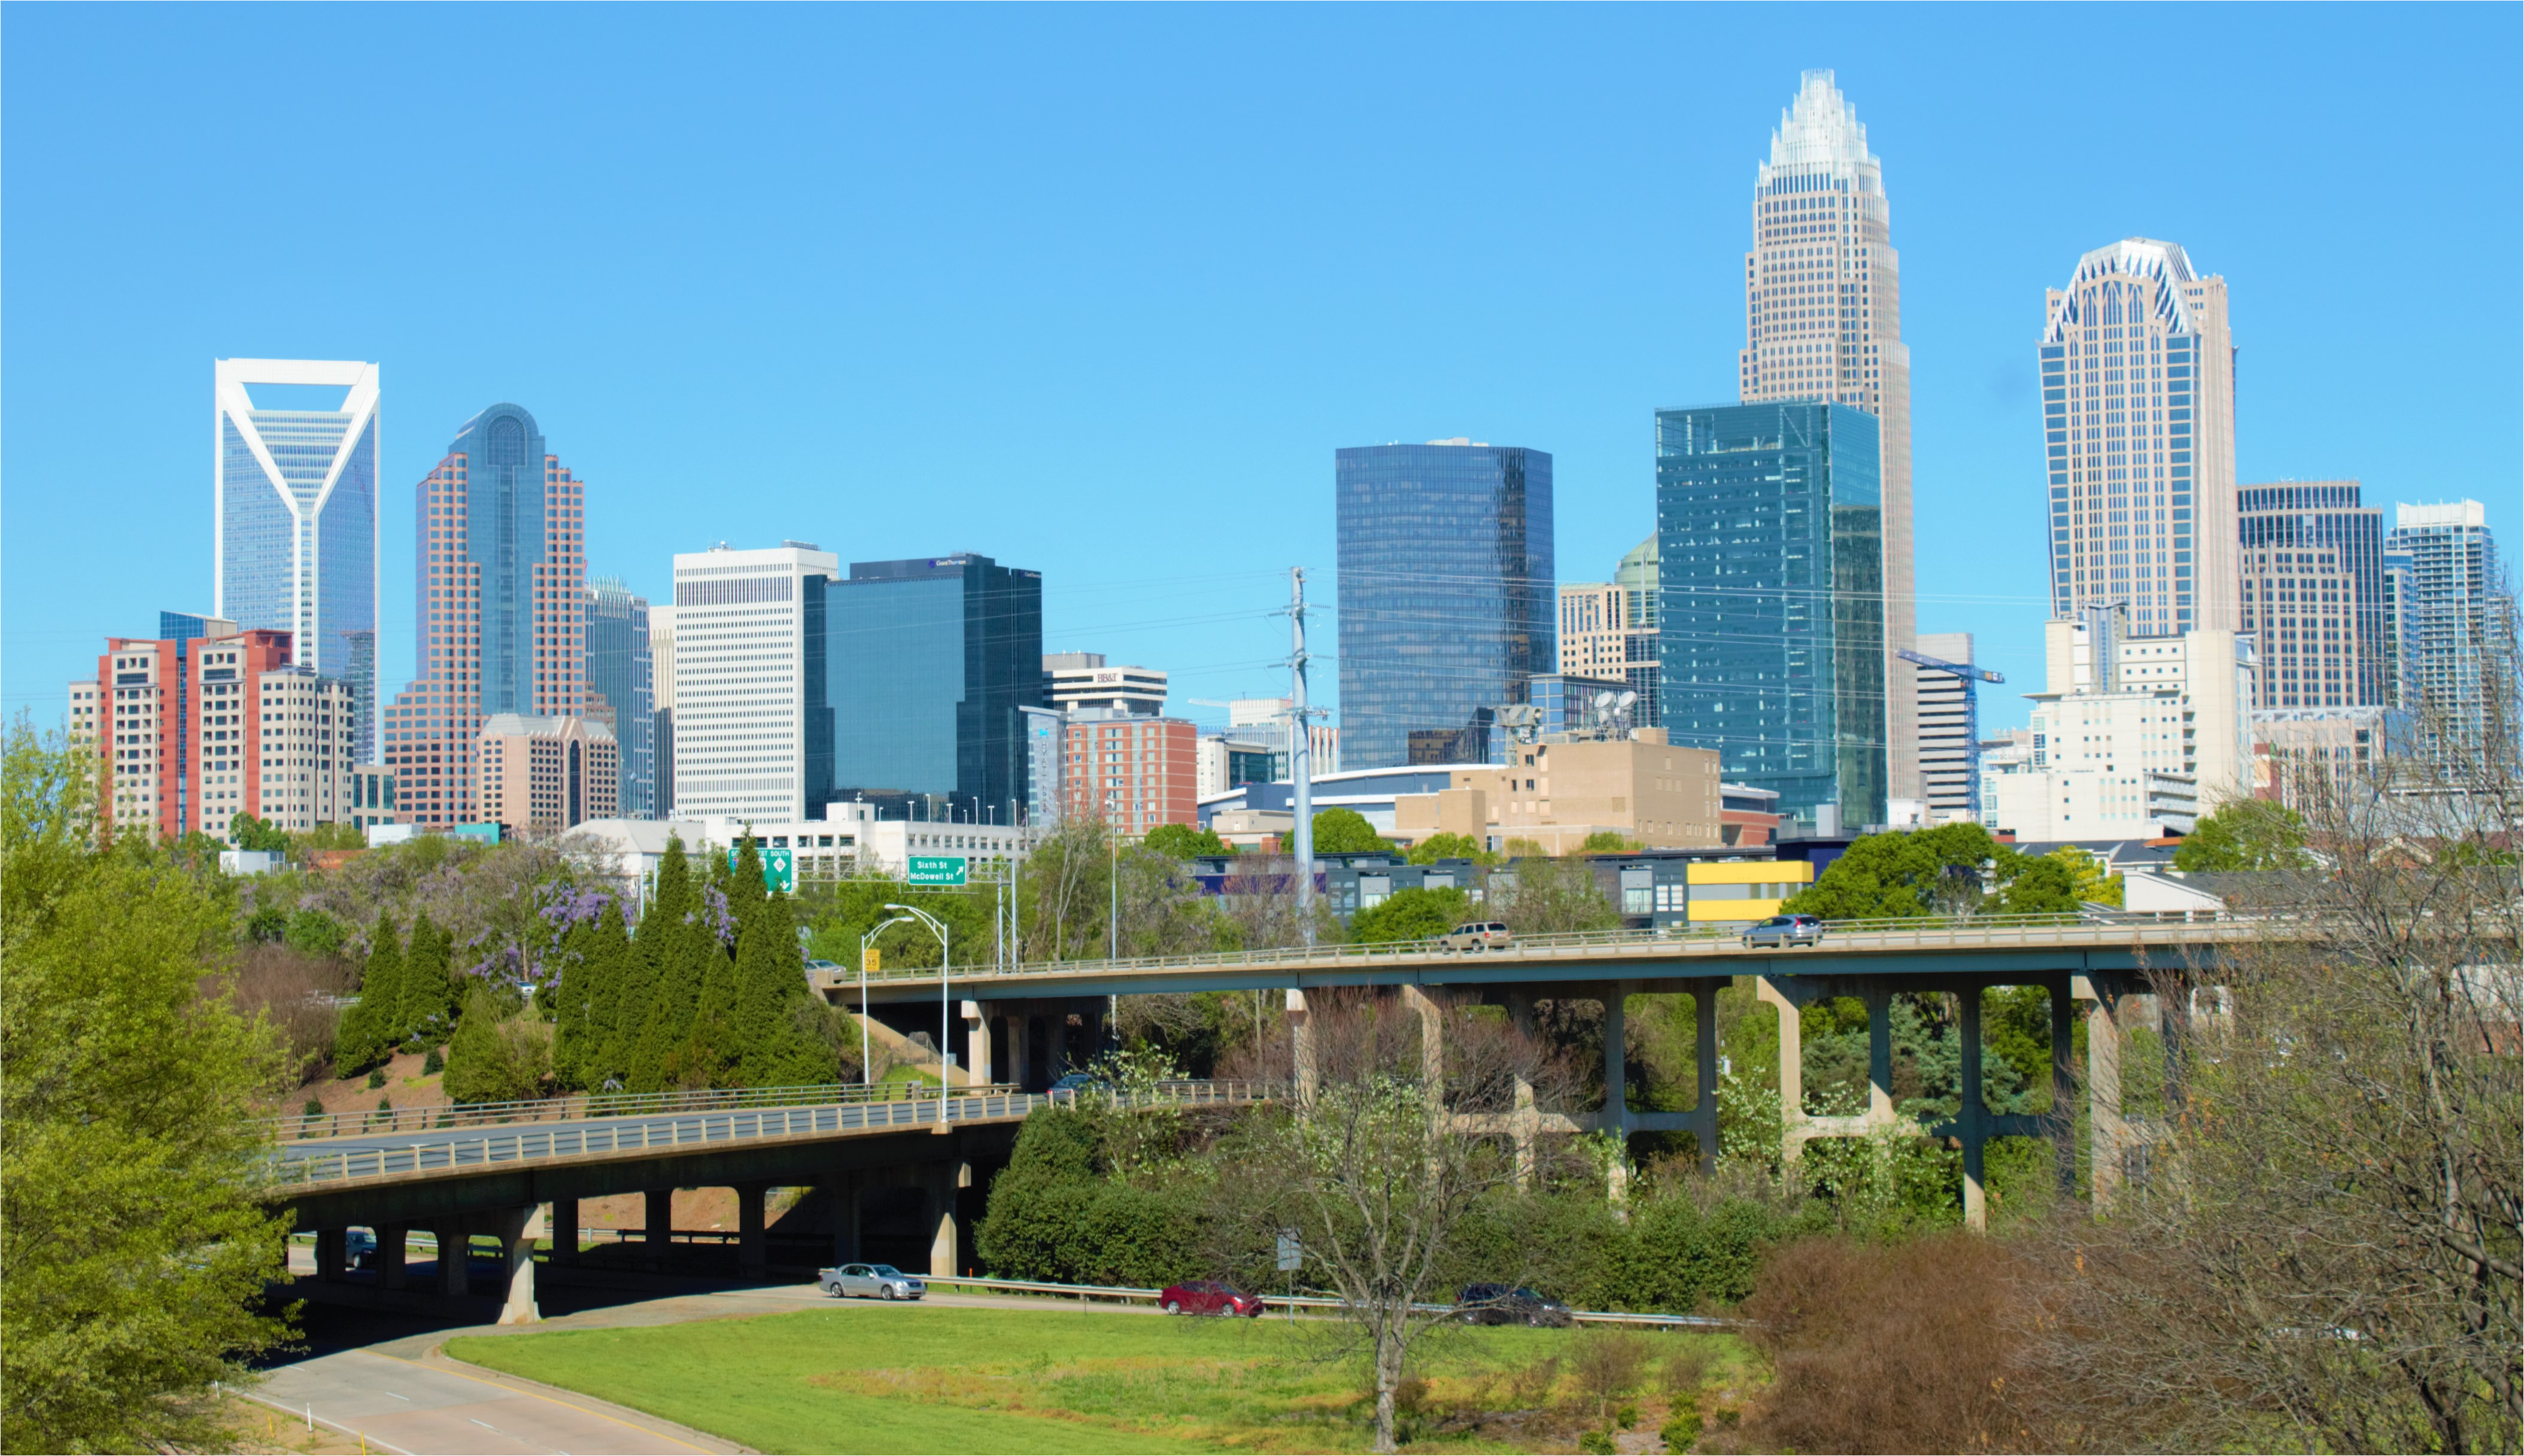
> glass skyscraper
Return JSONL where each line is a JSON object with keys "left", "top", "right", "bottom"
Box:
{"left": 830, "top": 554, "right": 1043, "bottom": 822}
{"left": 2385, "top": 501, "right": 2505, "bottom": 755}
{"left": 1657, "top": 401, "right": 1886, "bottom": 832}
{"left": 585, "top": 576, "right": 657, "bottom": 818}
{"left": 1335, "top": 441, "right": 1555, "bottom": 771}
{"left": 2237, "top": 481, "right": 2386, "bottom": 709}
{"left": 214, "top": 358, "right": 381, "bottom": 761}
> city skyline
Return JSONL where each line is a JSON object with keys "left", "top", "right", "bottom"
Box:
{"left": 5, "top": 8, "right": 2517, "bottom": 746}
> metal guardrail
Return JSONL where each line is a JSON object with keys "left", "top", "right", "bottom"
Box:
{"left": 264, "top": 1081, "right": 1277, "bottom": 1191}
{"left": 818, "top": 911, "right": 2256, "bottom": 990}
{"left": 913, "top": 1273, "right": 1736, "bottom": 1328}
{"left": 262, "top": 1078, "right": 1001, "bottom": 1144}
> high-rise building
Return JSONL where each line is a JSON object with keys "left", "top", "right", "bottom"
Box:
{"left": 830, "top": 554, "right": 1044, "bottom": 822}
{"left": 584, "top": 577, "right": 657, "bottom": 817}
{"left": 2236, "top": 481, "right": 2388, "bottom": 709}
{"left": 2385, "top": 501, "right": 2505, "bottom": 750}
{"left": 1656, "top": 400, "right": 1885, "bottom": 834}
{"left": 378, "top": 404, "right": 589, "bottom": 829}
{"left": 1736, "top": 72, "right": 1916, "bottom": 803}
{"left": 1335, "top": 440, "right": 1554, "bottom": 770}
{"left": 668, "top": 543, "right": 840, "bottom": 826}
{"left": 214, "top": 358, "right": 382, "bottom": 761}
{"left": 1043, "top": 653, "right": 1168, "bottom": 716}
{"left": 1912, "top": 631, "right": 1985, "bottom": 824}
{"left": 1559, "top": 537, "right": 1662, "bottom": 729}
{"left": 478, "top": 713, "right": 619, "bottom": 835}
{"left": 649, "top": 602, "right": 678, "bottom": 814}
{"left": 1063, "top": 712, "right": 1198, "bottom": 835}
{"left": 2040, "top": 239, "right": 2239, "bottom": 637}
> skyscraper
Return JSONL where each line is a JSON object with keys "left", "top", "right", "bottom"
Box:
{"left": 830, "top": 553, "right": 1044, "bottom": 822}
{"left": 585, "top": 576, "right": 657, "bottom": 818}
{"left": 378, "top": 404, "right": 588, "bottom": 829}
{"left": 1736, "top": 72, "right": 1916, "bottom": 803}
{"left": 1657, "top": 401, "right": 1886, "bottom": 834}
{"left": 214, "top": 358, "right": 381, "bottom": 761}
{"left": 2040, "top": 239, "right": 2239, "bottom": 636}
{"left": 2385, "top": 501, "right": 2505, "bottom": 750}
{"left": 1557, "top": 536, "right": 1662, "bottom": 729}
{"left": 2237, "top": 481, "right": 2387, "bottom": 709}
{"left": 669, "top": 543, "right": 840, "bottom": 825}
{"left": 1335, "top": 440, "right": 1554, "bottom": 770}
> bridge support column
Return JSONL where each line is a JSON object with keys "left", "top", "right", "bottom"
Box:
{"left": 1690, "top": 981, "right": 1721, "bottom": 1175}
{"left": 1757, "top": 975, "right": 1809, "bottom": 1167}
{"left": 1958, "top": 985, "right": 1988, "bottom": 1232}
{"left": 737, "top": 1183, "right": 769, "bottom": 1279}
{"left": 434, "top": 1221, "right": 469, "bottom": 1296}
{"left": 831, "top": 1169, "right": 862, "bottom": 1264}
{"left": 961, "top": 1001, "right": 990, "bottom": 1087}
{"left": 1602, "top": 983, "right": 1633, "bottom": 1208}
{"left": 493, "top": 1206, "right": 540, "bottom": 1326}
{"left": 643, "top": 1188, "right": 673, "bottom": 1272}
{"left": 548, "top": 1198, "right": 579, "bottom": 1268}
{"left": 314, "top": 1227, "right": 347, "bottom": 1284}
{"left": 1286, "top": 988, "right": 1316, "bottom": 1104}
{"left": 1006, "top": 1009, "right": 1031, "bottom": 1092}
{"left": 2075, "top": 975, "right": 2125, "bottom": 1212}
{"left": 1402, "top": 984, "right": 1447, "bottom": 1092}
{"left": 2048, "top": 977, "right": 2076, "bottom": 1199}
{"left": 377, "top": 1224, "right": 409, "bottom": 1291}
{"left": 1508, "top": 992, "right": 1538, "bottom": 1188}
{"left": 1863, "top": 984, "right": 1897, "bottom": 1124}
{"left": 928, "top": 1161, "right": 969, "bottom": 1278}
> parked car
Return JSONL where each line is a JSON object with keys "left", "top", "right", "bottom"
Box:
{"left": 1159, "top": 1279, "right": 1265, "bottom": 1317}
{"left": 1049, "top": 1072, "right": 1111, "bottom": 1095}
{"left": 1742, "top": 913, "right": 1826, "bottom": 949}
{"left": 344, "top": 1229, "right": 376, "bottom": 1271}
{"left": 1456, "top": 1283, "right": 1572, "bottom": 1327}
{"left": 1438, "top": 922, "right": 1514, "bottom": 953}
{"left": 818, "top": 1262, "right": 927, "bottom": 1300}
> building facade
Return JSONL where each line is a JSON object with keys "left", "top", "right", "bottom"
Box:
{"left": 1656, "top": 400, "right": 1886, "bottom": 834}
{"left": 1062, "top": 711, "right": 1198, "bottom": 835}
{"left": 649, "top": 601, "right": 678, "bottom": 814}
{"left": 1556, "top": 536, "right": 1662, "bottom": 729}
{"left": 1736, "top": 72, "right": 1916, "bottom": 804}
{"left": 214, "top": 358, "right": 381, "bottom": 761}
{"left": 1912, "top": 631, "right": 1985, "bottom": 824}
{"left": 477, "top": 713, "right": 619, "bottom": 835}
{"left": 584, "top": 576, "right": 657, "bottom": 818}
{"left": 1335, "top": 440, "right": 1554, "bottom": 771}
{"left": 2041, "top": 239, "right": 2239, "bottom": 637}
{"left": 2237, "top": 481, "right": 2387, "bottom": 709}
{"left": 830, "top": 554, "right": 1044, "bottom": 823}
{"left": 379, "top": 404, "right": 589, "bottom": 829}
{"left": 667, "top": 543, "right": 840, "bottom": 826}
{"left": 1391, "top": 732, "right": 1725, "bottom": 855}
{"left": 1020, "top": 704, "right": 1064, "bottom": 825}
{"left": 1043, "top": 653, "right": 1168, "bottom": 716}
{"left": 2385, "top": 501, "right": 2504, "bottom": 750}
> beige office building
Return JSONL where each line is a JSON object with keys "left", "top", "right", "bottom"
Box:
{"left": 2042, "top": 238, "right": 2238, "bottom": 637}
{"left": 1393, "top": 732, "right": 1724, "bottom": 854}
{"left": 477, "top": 714, "right": 618, "bottom": 836}
{"left": 1736, "top": 70, "right": 1918, "bottom": 803}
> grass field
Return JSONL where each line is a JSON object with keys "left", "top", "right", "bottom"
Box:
{"left": 444, "top": 1303, "right": 1755, "bottom": 1454}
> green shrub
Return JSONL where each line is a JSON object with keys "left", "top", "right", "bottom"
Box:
{"left": 300, "top": 1098, "right": 324, "bottom": 1118}
{"left": 1578, "top": 1427, "right": 1615, "bottom": 1454}
{"left": 1661, "top": 1396, "right": 1703, "bottom": 1452}
{"left": 365, "top": 1067, "right": 386, "bottom": 1090}
{"left": 421, "top": 1047, "right": 444, "bottom": 1076}
{"left": 1615, "top": 1402, "right": 1639, "bottom": 1428}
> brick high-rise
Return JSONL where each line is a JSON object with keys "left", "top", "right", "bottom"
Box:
{"left": 1736, "top": 71, "right": 1918, "bottom": 804}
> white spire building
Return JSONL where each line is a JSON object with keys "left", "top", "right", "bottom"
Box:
{"left": 1737, "top": 71, "right": 1919, "bottom": 804}
{"left": 2040, "top": 239, "right": 2237, "bottom": 637}
{"left": 214, "top": 358, "right": 381, "bottom": 760}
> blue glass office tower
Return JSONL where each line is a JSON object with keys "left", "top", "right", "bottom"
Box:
{"left": 585, "top": 577, "right": 656, "bottom": 818}
{"left": 830, "top": 554, "right": 1043, "bottom": 822}
{"left": 1656, "top": 402, "right": 1885, "bottom": 832}
{"left": 1335, "top": 442, "right": 1555, "bottom": 770}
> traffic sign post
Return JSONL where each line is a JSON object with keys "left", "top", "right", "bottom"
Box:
{"left": 907, "top": 856, "right": 967, "bottom": 887}
{"left": 1277, "top": 1229, "right": 1301, "bottom": 1322}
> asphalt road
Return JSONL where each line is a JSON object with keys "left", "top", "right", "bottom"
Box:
{"left": 256, "top": 1345, "right": 737, "bottom": 1455}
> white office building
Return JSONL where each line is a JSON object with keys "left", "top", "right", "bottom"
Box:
{"left": 1043, "top": 653, "right": 1168, "bottom": 715}
{"left": 668, "top": 543, "right": 840, "bottom": 825}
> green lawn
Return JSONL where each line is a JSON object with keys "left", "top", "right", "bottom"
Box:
{"left": 445, "top": 1303, "right": 1751, "bottom": 1454}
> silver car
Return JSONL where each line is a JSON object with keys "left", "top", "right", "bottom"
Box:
{"left": 818, "top": 1262, "right": 927, "bottom": 1300}
{"left": 1742, "top": 913, "right": 1826, "bottom": 949}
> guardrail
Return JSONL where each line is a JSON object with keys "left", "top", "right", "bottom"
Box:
{"left": 261, "top": 1078, "right": 1008, "bottom": 1144}
{"left": 818, "top": 910, "right": 2255, "bottom": 990}
{"left": 264, "top": 1080, "right": 1277, "bottom": 1190}
{"left": 913, "top": 1273, "right": 1735, "bottom": 1328}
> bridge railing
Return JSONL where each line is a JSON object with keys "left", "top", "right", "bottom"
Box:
{"left": 262, "top": 1079, "right": 1278, "bottom": 1190}
{"left": 816, "top": 908, "right": 2250, "bottom": 989}
{"left": 258, "top": 1078, "right": 1021, "bottom": 1145}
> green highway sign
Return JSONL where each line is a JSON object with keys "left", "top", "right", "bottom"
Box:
{"left": 731, "top": 846, "right": 797, "bottom": 893}
{"left": 907, "top": 855, "right": 968, "bottom": 887}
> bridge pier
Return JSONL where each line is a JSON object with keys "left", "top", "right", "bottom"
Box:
{"left": 1508, "top": 992, "right": 1539, "bottom": 1187}
{"left": 377, "top": 1224, "right": 409, "bottom": 1291}
{"left": 2076, "top": 974, "right": 2127, "bottom": 1211}
{"left": 490, "top": 1205, "right": 541, "bottom": 1325}
{"left": 737, "top": 1183, "right": 769, "bottom": 1279}
{"left": 314, "top": 1227, "right": 347, "bottom": 1284}
{"left": 642, "top": 1188, "right": 673, "bottom": 1272}
{"left": 1690, "top": 980, "right": 1721, "bottom": 1174}
{"left": 433, "top": 1220, "right": 469, "bottom": 1296}
{"left": 961, "top": 1002, "right": 991, "bottom": 1086}
{"left": 929, "top": 1160, "right": 968, "bottom": 1277}
{"left": 1287, "top": 988, "right": 1316, "bottom": 1103}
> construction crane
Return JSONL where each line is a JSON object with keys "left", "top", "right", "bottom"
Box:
{"left": 1898, "top": 650, "right": 2006, "bottom": 822}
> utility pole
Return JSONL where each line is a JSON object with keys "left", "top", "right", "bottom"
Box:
{"left": 1287, "top": 567, "right": 1316, "bottom": 947}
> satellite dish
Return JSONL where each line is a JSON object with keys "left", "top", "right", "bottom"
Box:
{"left": 1615, "top": 691, "right": 1638, "bottom": 710}
{"left": 1591, "top": 691, "right": 1617, "bottom": 712}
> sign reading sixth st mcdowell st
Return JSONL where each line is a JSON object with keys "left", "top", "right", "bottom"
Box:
{"left": 907, "top": 855, "right": 968, "bottom": 887}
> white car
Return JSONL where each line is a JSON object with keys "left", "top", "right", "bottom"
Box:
{"left": 818, "top": 1262, "right": 927, "bottom": 1300}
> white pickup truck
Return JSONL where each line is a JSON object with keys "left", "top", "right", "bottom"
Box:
{"left": 817, "top": 1262, "right": 928, "bottom": 1300}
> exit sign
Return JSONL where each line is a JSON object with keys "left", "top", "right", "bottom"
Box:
{"left": 907, "top": 855, "right": 967, "bottom": 886}
{"left": 731, "top": 846, "right": 796, "bottom": 892}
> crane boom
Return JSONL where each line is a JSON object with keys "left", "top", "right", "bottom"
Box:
{"left": 1897, "top": 649, "right": 2004, "bottom": 684}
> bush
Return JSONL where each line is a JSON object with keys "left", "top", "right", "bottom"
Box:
{"left": 421, "top": 1047, "right": 444, "bottom": 1076}
{"left": 365, "top": 1067, "right": 385, "bottom": 1090}
{"left": 440, "top": 984, "right": 552, "bottom": 1105}
{"left": 1347, "top": 885, "right": 1470, "bottom": 945}
{"left": 300, "top": 1099, "right": 324, "bottom": 1118}
{"left": 1660, "top": 1397, "right": 1703, "bottom": 1452}
{"left": 1578, "top": 1428, "right": 1615, "bottom": 1454}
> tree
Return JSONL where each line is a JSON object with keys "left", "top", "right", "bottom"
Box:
{"left": 2048, "top": 845, "right": 2122, "bottom": 907}
{"left": 1580, "top": 831, "right": 1641, "bottom": 854}
{"left": 1348, "top": 885, "right": 1472, "bottom": 945}
{"left": 1493, "top": 853, "right": 1621, "bottom": 935}
{"left": 399, "top": 911, "right": 455, "bottom": 1044}
{"left": 1143, "top": 822, "right": 1229, "bottom": 859}
{"left": 1310, "top": 807, "right": 1389, "bottom": 855}
{"left": 332, "top": 911, "right": 405, "bottom": 1073}
{"left": 2170, "top": 798, "right": 2311, "bottom": 872}
{"left": 1783, "top": 823, "right": 2009, "bottom": 919}
{"left": 1406, "top": 832, "right": 1490, "bottom": 866}
{"left": 1991, "top": 852, "right": 2078, "bottom": 915}
{"left": 226, "top": 811, "right": 290, "bottom": 853}
{"left": 732, "top": 880, "right": 834, "bottom": 1087}
{"left": 2, "top": 720, "right": 294, "bottom": 1451}
{"left": 441, "top": 983, "right": 552, "bottom": 1105}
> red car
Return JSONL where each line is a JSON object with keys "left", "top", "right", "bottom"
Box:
{"left": 1160, "top": 1279, "right": 1265, "bottom": 1317}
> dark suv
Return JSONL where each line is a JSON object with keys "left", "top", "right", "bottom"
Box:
{"left": 1457, "top": 1283, "right": 1572, "bottom": 1327}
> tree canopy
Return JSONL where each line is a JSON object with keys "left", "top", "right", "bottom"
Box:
{"left": 1311, "top": 807, "right": 1390, "bottom": 855}
{"left": 1783, "top": 823, "right": 2012, "bottom": 919}
{"left": 2171, "top": 800, "right": 2311, "bottom": 872}
{"left": 1143, "top": 822, "right": 1229, "bottom": 859}
{"left": 1348, "top": 884, "right": 1473, "bottom": 944}
{"left": 1408, "top": 832, "right": 1492, "bottom": 865}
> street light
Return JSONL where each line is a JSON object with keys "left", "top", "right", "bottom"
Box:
{"left": 859, "top": 914, "right": 916, "bottom": 1087}
{"left": 883, "top": 902, "right": 952, "bottom": 1124}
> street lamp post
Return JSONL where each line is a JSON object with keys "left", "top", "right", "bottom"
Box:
{"left": 884, "top": 902, "right": 952, "bottom": 1124}
{"left": 859, "top": 914, "right": 916, "bottom": 1087}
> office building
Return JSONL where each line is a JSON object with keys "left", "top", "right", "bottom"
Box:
{"left": 214, "top": 358, "right": 382, "bottom": 762}
{"left": 1335, "top": 440, "right": 1554, "bottom": 770}
{"left": 2252, "top": 706, "right": 2405, "bottom": 808}
{"left": 1982, "top": 607, "right": 2255, "bottom": 840}
{"left": 2385, "top": 501, "right": 2504, "bottom": 749}
{"left": 347, "top": 764, "right": 397, "bottom": 831}
{"left": 477, "top": 714, "right": 619, "bottom": 835}
{"left": 1557, "top": 536, "right": 1662, "bottom": 729}
{"left": 831, "top": 554, "right": 1044, "bottom": 823}
{"left": 1043, "top": 653, "right": 1168, "bottom": 716}
{"left": 2237, "top": 481, "right": 2387, "bottom": 709}
{"left": 1196, "top": 734, "right": 1283, "bottom": 799}
{"left": 584, "top": 577, "right": 657, "bottom": 817}
{"left": 649, "top": 602, "right": 678, "bottom": 814}
{"left": 669, "top": 543, "right": 840, "bottom": 826}
{"left": 1737, "top": 72, "right": 1916, "bottom": 803}
{"left": 1656, "top": 400, "right": 1886, "bottom": 834}
{"left": 1020, "top": 704, "right": 1064, "bottom": 825}
{"left": 1206, "top": 697, "right": 1340, "bottom": 778}
{"left": 1912, "top": 631, "right": 1988, "bottom": 824}
{"left": 379, "top": 403, "right": 590, "bottom": 829}
{"left": 1392, "top": 732, "right": 1724, "bottom": 855}
{"left": 1064, "top": 711, "right": 1198, "bottom": 835}
{"left": 1559, "top": 583, "right": 1627, "bottom": 678}
{"left": 2041, "top": 239, "right": 2239, "bottom": 636}
{"left": 1522, "top": 673, "right": 1638, "bottom": 739}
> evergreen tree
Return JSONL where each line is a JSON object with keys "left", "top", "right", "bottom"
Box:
{"left": 734, "top": 883, "right": 832, "bottom": 1087}
{"left": 628, "top": 837, "right": 704, "bottom": 1092}
{"left": 549, "top": 902, "right": 618, "bottom": 1092}
{"left": 572, "top": 896, "right": 634, "bottom": 1090}
{"left": 399, "top": 912, "right": 454, "bottom": 1045}
{"left": 332, "top": 914, "right": 403, "bottom": 1073}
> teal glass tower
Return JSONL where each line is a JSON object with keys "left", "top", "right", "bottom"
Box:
{"left": 1656, "top": 401, "right": 1885, "bottom": 832}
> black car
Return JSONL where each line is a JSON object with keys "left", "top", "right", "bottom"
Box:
{"left": 1457, "top": 1283, "right": 1573, "bottom": 1327}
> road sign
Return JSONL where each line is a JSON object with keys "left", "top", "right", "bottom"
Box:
{"left": 862, "top": 947, "right": 881, "bottom": 975}
{"left": 1277, "top": 1230, "right": 1302, "bottom": 1272}
{"left": 730, "top": 846, "right": 797, "bottom": 893}
{"left": 907, "top": 855, "right": 967, "bottom": 887}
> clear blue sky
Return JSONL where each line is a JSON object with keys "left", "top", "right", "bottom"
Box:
{"left": 6, "top": 4, "right": 2517, "bottom": 739}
